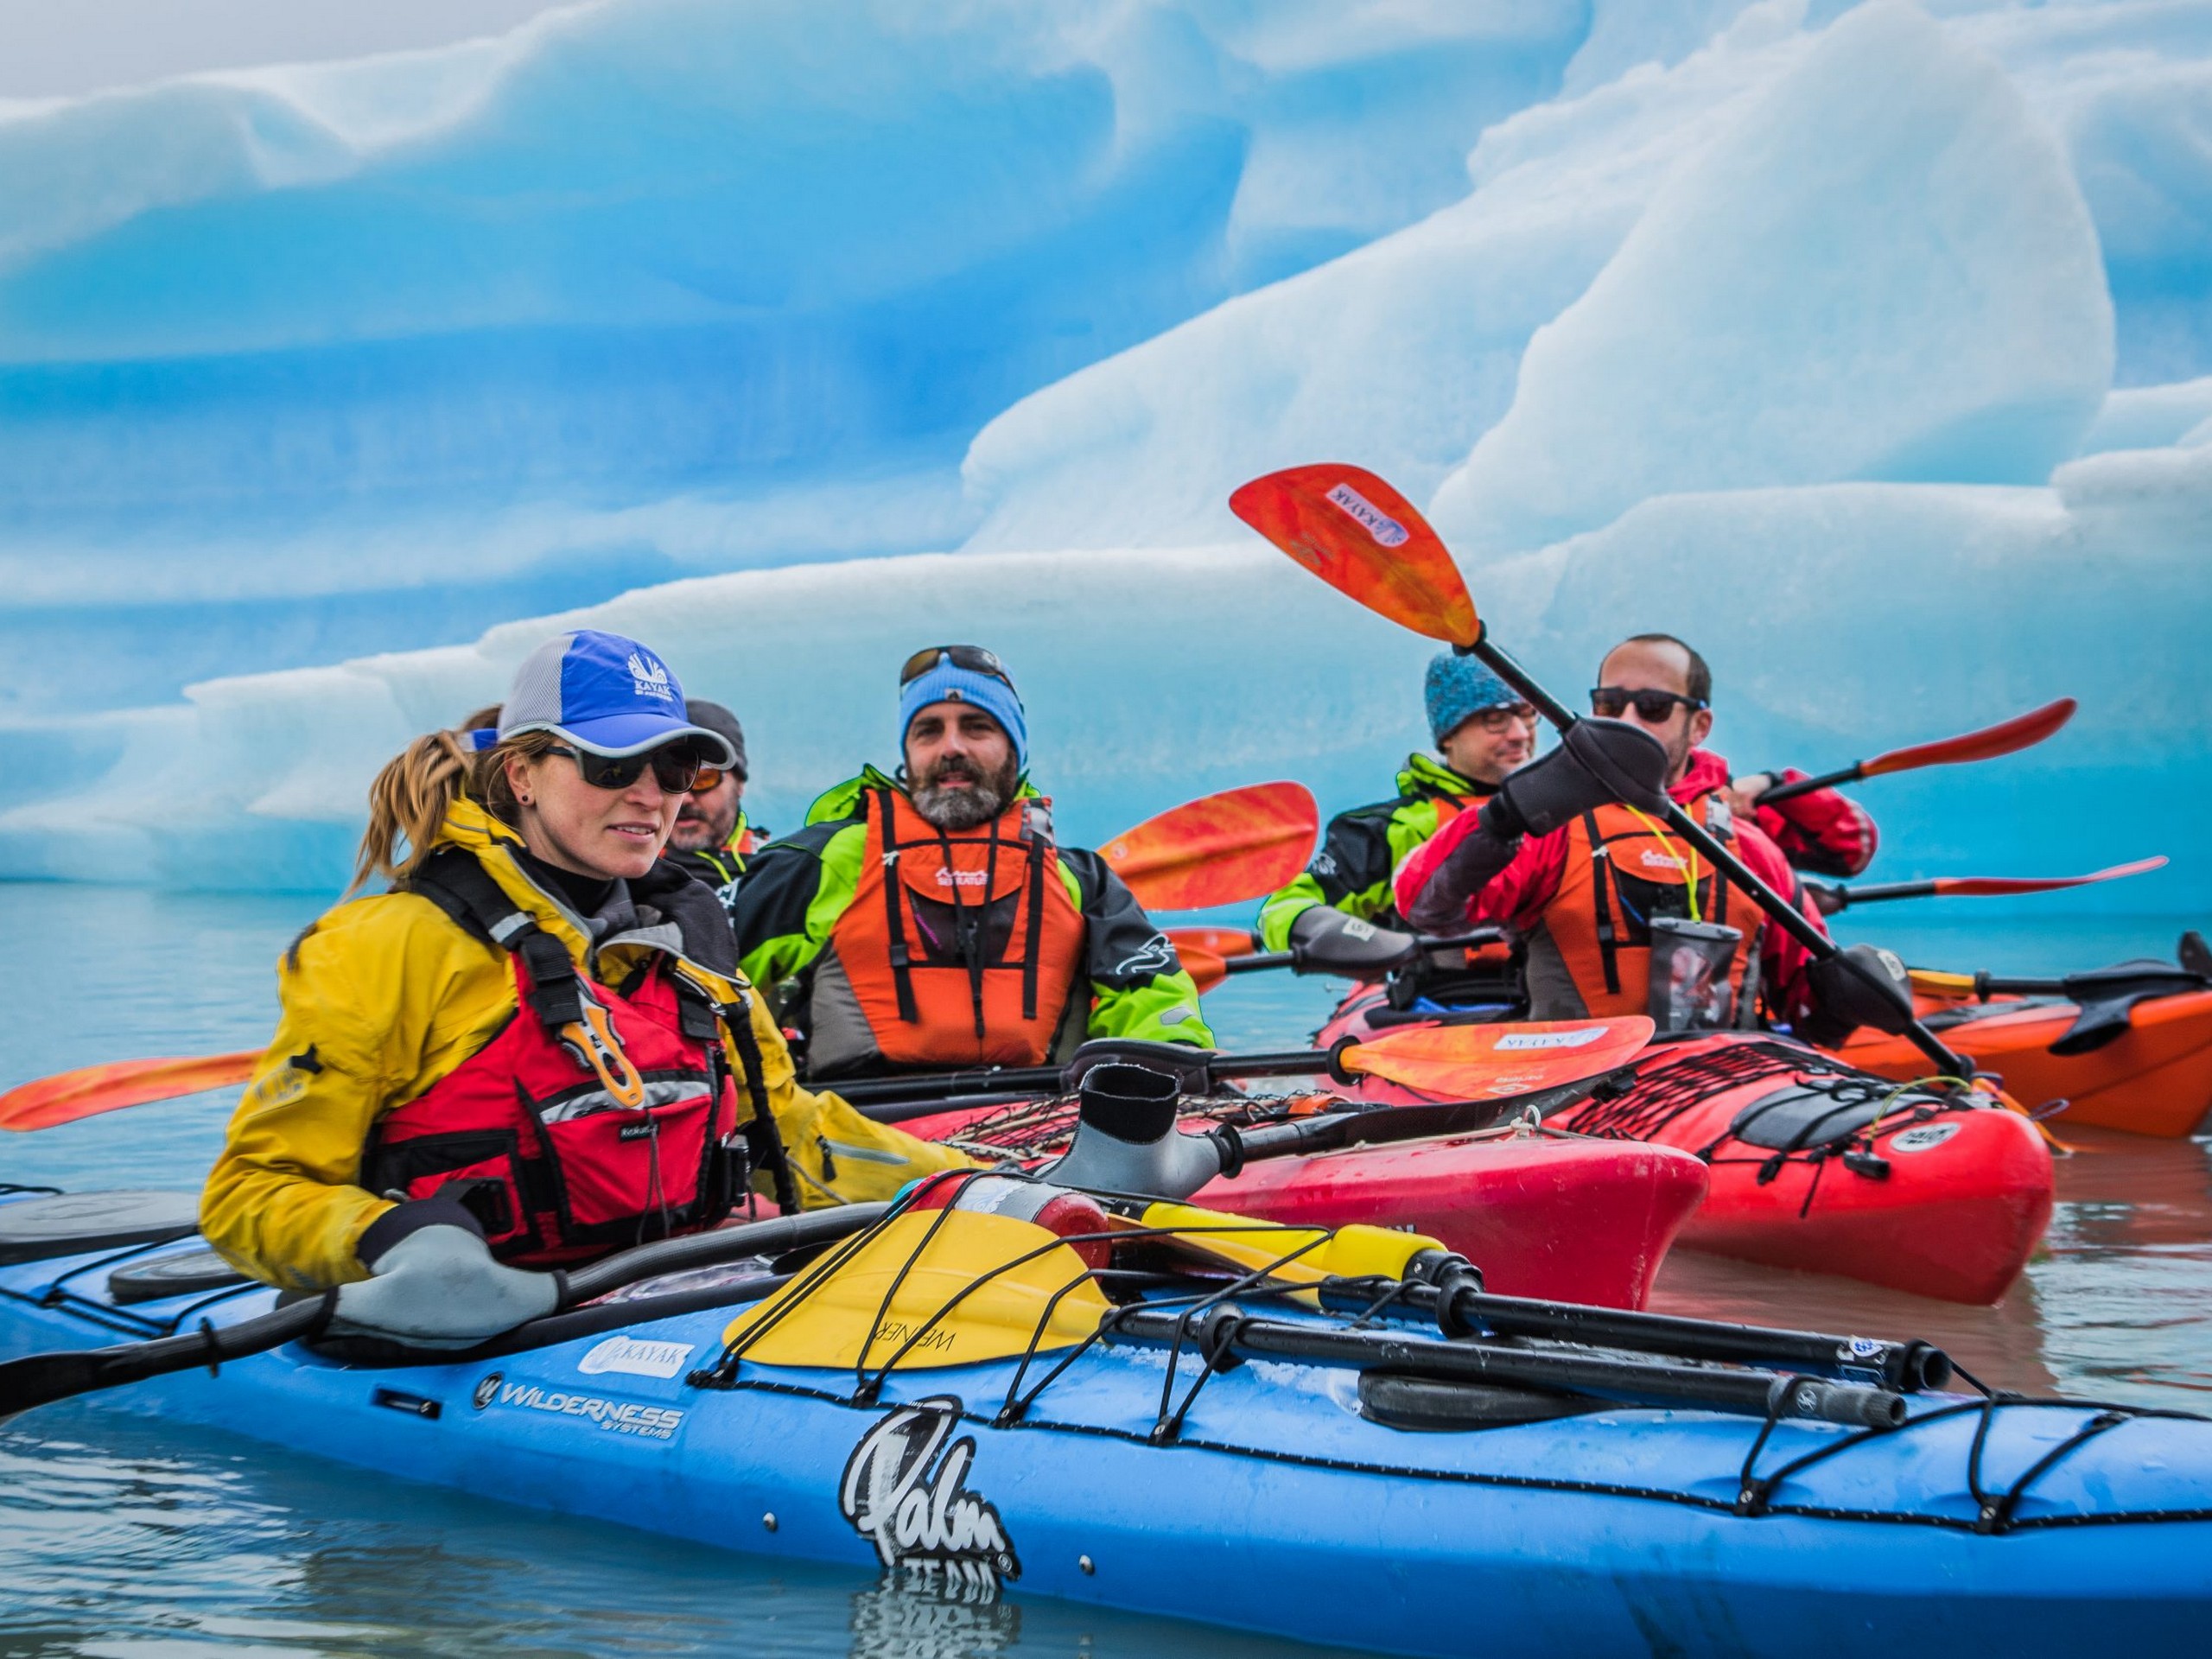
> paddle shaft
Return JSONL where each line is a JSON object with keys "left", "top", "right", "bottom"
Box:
{"left": 1757, "top": 764, "right": 1859, "bottom": 806}
{"left": 0, "top": 1205, "right": 886, "bottom": 1420}
{"left": 1319, "top": 1274, "right": 1948, "bottom": 1392}
{"left": 1457, "top": 629, "right": 1971, "bottom": 1078}
{"left": 842, "top": 1046, "right": 1353, "bottom": 1115}
{"left": 1221, "top": 927, "right": 1505, "bottom": 977}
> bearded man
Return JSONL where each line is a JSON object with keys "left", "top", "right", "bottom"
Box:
{"left": 725, "top": 645, "right": 1211, "bottom": 1081}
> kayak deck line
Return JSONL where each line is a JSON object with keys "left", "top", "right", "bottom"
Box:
{"left": 709, "top": 1368, "right": 2212, "bottom": 1538}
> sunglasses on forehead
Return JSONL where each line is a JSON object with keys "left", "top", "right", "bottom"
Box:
{"left": 545, "top": 743, "right": 724, "bottom": 796}
{"left": 899, "top": 644, "right": 1014, "bottom": 689}
{"left": 1590, "top": 687, "right": 1708, "bottom": 721}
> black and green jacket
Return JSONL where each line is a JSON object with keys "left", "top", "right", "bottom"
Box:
{"left": 1257, "top": 754, "right": 1497, "bottom": 950}
{"left": 727, "top": 768, "right": 1213, "bottom": 1067}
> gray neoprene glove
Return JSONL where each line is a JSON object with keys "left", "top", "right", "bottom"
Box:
{"left": 1404, "top": 719, "right": 1670, "bottom": 933}
{"left": 1799, "top": 943, "right": 1917, "bottom": 1047}
{"left": 334, "top": 1193, "right": 562, "bottom": 1347}
{"left": 1288, "top": 906, "right": 1417, "bottom": 976}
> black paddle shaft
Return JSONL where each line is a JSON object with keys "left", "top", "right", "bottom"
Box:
{"left": 1458, "top": 629, "right": 1972, "bottom": 1080}
{"left": 1757, "top": 764, "right": 1863, "bottom": 806}
{"left": 0, "top": 1205, "right": 887, "bottom": 1421}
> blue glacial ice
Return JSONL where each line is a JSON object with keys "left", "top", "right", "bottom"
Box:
{"left": 0, "top": 0, "right": 2206, "bottom": 916}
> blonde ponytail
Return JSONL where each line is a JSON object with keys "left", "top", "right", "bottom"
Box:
{"left": 351, "top": 727, "right": 562, "bottom": 893}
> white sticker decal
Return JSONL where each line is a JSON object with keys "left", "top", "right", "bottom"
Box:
{"left": 840, "top": 1396, "right": 1020, "bottom": 1595}
{"left": 1323, "top": 482, "right": 1409, "bottom": 548}
{"left": 1497, "top": 1027, "right": 1610, "bottom": 1051}
{"left": 489, "top": 1381, "right": 686, "bottom": 1440}
{"left": 1888, "top": 1122, "right": 1962, "bottom": 1154}
{"left": 578, "top": 1335, "right": 695, "bottom": 1380}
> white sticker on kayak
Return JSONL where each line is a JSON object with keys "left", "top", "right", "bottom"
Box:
{"left": 1325, "top": 482, "right": 1409, "bottom": 547}
{"left": 841, "top": 1396, "right": 1020, "bottom": 1594}
{"left": 486, "top": 1380, "right": 685, "bottom": 1440}
{"left": 578, "top": 1335, "right": 695, "bottom": 1380}
{"left": 1888, "top": 1122, "right": 1962, "bottom": 1154}
{"left": 1496, "top": 1027, "right": 1610, "bottom": 1051}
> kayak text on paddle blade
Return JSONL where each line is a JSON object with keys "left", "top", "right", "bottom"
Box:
{"left": 1230, "top": 464, "right": 1478, "bottom": 647}
{"left": 1342, "top": 1017, "right": 1655, "bottom": 1101}
{"left": 1102, "top": 781, "right": 1318, "bottom": 911}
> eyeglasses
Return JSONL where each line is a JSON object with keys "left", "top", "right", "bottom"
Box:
{"left": 545, "top": 743, "right": 723, "bottom": 796}
{"left": 1467, "top": 702, "right": 1539, "bottom": 733}
{"left": 1590, "top": 687, "right": 1708, "bottom": 722}
{"left": 899, "top": 644, "right": 1014, "bottom": 690}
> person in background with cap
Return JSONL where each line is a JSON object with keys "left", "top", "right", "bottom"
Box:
{"left": 665, "top": 698, "right": 766, "bottom": 901}
{"left": 1254, "top": 652, "right": 1537, "bottom": 978}
{"left": 726, "top": 645, "right": 1213, "bottom": 1082}
{"left": 200, "top": 629, "right": 969, "bottom": 1347}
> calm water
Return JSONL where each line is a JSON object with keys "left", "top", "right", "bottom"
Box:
{"left": 2, "top": 885, "right": 2208, "bottom": 1656}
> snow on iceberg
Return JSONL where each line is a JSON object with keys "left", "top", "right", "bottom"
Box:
{"left": 1429, "top": 1, "right": 2113, "bottom": 556}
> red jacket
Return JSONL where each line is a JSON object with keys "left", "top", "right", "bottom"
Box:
{"left": 1395, "top": 749, "right": 1833, "bottom": 1022}
{"left": 1751, "top": 769, "right": 1878, "bottom": 878}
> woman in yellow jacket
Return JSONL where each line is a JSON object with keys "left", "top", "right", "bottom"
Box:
{"left": 200, "top": 628, "right": 969, "bottom": 1344}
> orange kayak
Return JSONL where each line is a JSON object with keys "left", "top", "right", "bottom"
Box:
{"left": 1836, "top": 988, "right": 2212, "bottom": 1138}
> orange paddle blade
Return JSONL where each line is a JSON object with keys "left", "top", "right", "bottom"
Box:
{"left": 1340, "top": 1018, "right": 1654, "bottom": 1102}
{"left": 1230, "top": 464, "right": 1478, "bottom": 647}
{"left": 1932, "top": 855, "right": 2166, "bottom": 898}
{"left": 1103, "top": 783, "right": 1319, "bottom": 912}
{"left": 1173, "top": 943, "right": 1230, "bottom": 995}
{"left": 1166, "top": 925, "right": 1259, "bottom": 960}
{"left": 0, "top": 1051, "right": 259, "bottom": 1133}
{"left": 1862, "top": 697, "right": 2075, "bottom": 779}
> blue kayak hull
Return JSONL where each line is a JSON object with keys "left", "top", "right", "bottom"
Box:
{"left": 5, "top": 1240, "right": 2209, "bottom": 1658}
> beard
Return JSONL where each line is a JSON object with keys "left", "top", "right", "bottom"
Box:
{"left": 911, "top": 753, "right": 1020, "bottom": 831}
{"left": 668, "top": 791, "right": 736, "bottom": 852}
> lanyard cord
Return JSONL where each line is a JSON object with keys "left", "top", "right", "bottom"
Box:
{"left": 1622, "top": 802, "right": 1702, "bottom": 923}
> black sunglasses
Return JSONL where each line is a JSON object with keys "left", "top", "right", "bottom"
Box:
{"left": 545, "top": 742, "right": 723, "bottom": 796}
{"left": 899, "top": 644, "right": 1014, "bottom": 690}
{"left": 1590, "top": 686, "right": 1708, "bottom": 721}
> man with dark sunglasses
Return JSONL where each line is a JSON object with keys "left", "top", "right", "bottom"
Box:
{"left": 664, "top": 699, "right": 769, "bottom": 903}
{"left": 725, "top": 645, "right": 1212, "bottom": 1081}
{"left": 1588, "top": 636, "right": 1878, "bottom": 881}
{"left": 1395, "top": 633, "right": 1910, "bottom": 1045}
{"left": 1255, "top": 652, "right": 1536, "bottom": 980}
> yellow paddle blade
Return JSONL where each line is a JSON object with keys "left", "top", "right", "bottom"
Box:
{"left": 1230, "top": 464, "right": 1478, "bottom": 646}
{"left": 1908, "top": 969, "right": 1979, "bottom": 998}
{"left": 1102, "top": 782, "right": 1319, "bottom": 912}
{"left": 1339, "top": 1017, "right": 1655, "bottom": 1102}
{"left": 721, "top": 1210, "right": 1109, "bottom": 1370}
{"left": 0, "top": 1051, "right": 260, "bottom": 1133}
{"left": 1136, "top": 1203, "right": 1443, "bottom": 1284}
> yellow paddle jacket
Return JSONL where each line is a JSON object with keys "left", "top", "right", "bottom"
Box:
{"left": 200, "top": 799, "right": 972, "bottom": 1291}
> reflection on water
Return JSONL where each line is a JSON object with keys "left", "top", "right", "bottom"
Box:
{"left": 3, "top": 888, "right": 2210, "bottom": 1656}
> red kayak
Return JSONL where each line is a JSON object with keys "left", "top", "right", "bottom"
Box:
{"left": 890, "top": 1094, "right": 1707, "bottom": 1310}
{"left": 1836, "top": 988, "right": 2212, "bottom": 1140}
{"left": 1319, "top": 988, "right": 2053, "bottom": 1305}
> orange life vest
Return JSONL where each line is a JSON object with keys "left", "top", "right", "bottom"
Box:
{"left": 813, "top": 788, "right": 1087, "bottom": 1075}
{"left": 1524, "top": 793, "right": 1764, "bottom": 1024}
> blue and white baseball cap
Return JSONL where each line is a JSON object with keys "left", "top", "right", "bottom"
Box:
{"left": 481, "top": 631, "right": 738, "bottom": 766}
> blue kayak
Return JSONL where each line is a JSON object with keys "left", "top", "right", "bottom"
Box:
{"left": 3, "top": 1184, "right": 2209, "bottom": 1658}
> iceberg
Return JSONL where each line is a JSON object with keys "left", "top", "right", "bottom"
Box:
{"left": 0, "top": 0, "right": 2205, "bottom": 916}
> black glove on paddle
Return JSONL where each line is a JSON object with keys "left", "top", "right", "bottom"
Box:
{"left": 1799, "top": 943, "right": 1917, "bottom": 1047}
{"left": 1288, "top": 906, "right": 1417, "bottom": 976}
{"left": 1404, "top": 719, "right": 1669, "bottom": 934}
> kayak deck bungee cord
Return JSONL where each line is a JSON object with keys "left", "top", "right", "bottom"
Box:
{"left": 2, "top": 1178, "right": 2208, "bottom": 1657}
{"left": 1318, "top": 986, "right": 2053, "bottom": 1304}
{"left": 891, "top": 1085, "right": 1708, "bottom": 1309}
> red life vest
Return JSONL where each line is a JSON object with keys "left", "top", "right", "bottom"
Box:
{"left": 359, "top": 849, "right": 791, "bottom": 1267}
{"left": 1524, "top": 793, "right": 1764, "bottom": 1025}
{"left": 809, "top": 788, "right": 1086, "bottom": 1076}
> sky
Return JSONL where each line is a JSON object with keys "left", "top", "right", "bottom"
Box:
{"left": 0, "top": 0, "right": 574, "bottom": 98}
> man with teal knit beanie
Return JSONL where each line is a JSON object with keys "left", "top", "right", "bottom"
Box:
{"left": 726, "top": 645, "right": 1211, "bottom": 1082}
{"left": 1255, "top": 651, "right": 1536, "bottom": 974}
